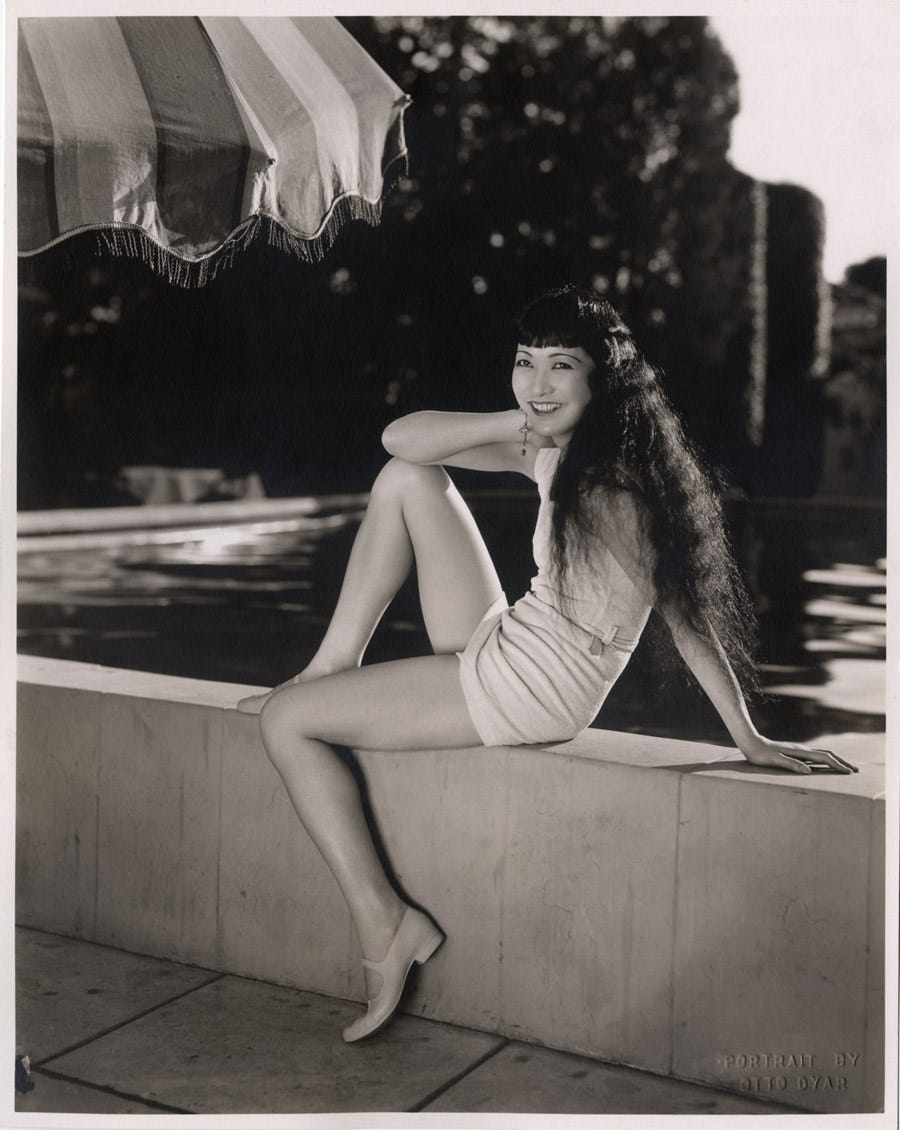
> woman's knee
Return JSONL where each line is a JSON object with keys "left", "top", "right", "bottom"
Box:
{"left": 259, "top": 689, "right": 305, "bottom": 760}
{"left": 371, "top": 457, "right": 449, "bottom": 499}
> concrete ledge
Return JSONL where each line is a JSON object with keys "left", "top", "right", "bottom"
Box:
{"left": 16, "top": 655, "right": 885, "bottom": 1113}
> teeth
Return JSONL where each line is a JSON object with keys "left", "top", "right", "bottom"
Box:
{"left": 531, "top": 402, "right": 561, "bottom": 414}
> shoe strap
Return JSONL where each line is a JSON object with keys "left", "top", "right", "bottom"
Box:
{"left": 360, "top": 906, "right": 415, "bottom": 973}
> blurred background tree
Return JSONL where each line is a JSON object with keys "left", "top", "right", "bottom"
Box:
{"left": 817, "top": 257, "right": 886, "bottom": 496}
{"left": 18, "top": 15, "right": 874, "bottom": 507}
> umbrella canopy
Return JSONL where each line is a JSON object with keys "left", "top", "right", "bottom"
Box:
{"left": 18, "top": 16, "right": 410, "bottom": 285}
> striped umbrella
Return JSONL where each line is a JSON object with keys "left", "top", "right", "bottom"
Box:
{"left": 18, "top": 16, "right": 410, "bottom": 285}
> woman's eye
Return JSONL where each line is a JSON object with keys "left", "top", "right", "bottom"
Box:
{"left": 515, "top": 358, "right": 531, "bottom": 367}
{"left": 552, "top": 362, "right": 572, "bottom": 369}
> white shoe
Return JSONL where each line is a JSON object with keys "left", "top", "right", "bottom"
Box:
{"left": 342, "top": 906, "right": 444, "bottom": 1043}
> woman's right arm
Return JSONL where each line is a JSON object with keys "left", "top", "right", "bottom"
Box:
{"left": 382, "top": 409, "right": 550, "bottom": 475}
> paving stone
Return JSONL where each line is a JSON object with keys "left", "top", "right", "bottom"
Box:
{"left": 50, "top": 976, "right": 504, "bottom": 1113}
{"left": 427, "top": 1041, "right": 798, "bottom": 1114}
{"left": 16, "top": 1071, "right": 169, "bottom": 1114}
{"left": 17, "top": 928, "right": 218, "bottom": 1063}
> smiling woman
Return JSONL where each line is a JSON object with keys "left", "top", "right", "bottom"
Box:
{"left": 235, "top": 284, "right": 857, "bottom": 1047}
{"left": 512, "top": 345, "right": 594, "bottom": 448}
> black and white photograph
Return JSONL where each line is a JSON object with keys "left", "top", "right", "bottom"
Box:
{"left": 2, "top": 1, "right": 896, "bottom": 1127}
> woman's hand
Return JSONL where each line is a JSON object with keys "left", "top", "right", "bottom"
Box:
{"left": 660, "top": 614, "right": 859, "bottom": 777}
{"left": 737, "top": 733, "right": 858, "bottom": 774}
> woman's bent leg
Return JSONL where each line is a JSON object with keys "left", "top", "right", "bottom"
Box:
{"left": 237, "top": 459, "right": 501, "bottom": 712}
{"left": 250, "top": 460, "right": 501, "bottom": 1036}
{"left": 303, "top": 458, "right": 503, "bottom": 674}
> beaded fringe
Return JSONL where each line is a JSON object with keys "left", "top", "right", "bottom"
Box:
{"left": 20, "top": 153, "right": 408, "bottom": 289}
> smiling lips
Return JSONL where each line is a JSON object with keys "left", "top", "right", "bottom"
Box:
{"left": 530, "top": 401, "right": 563, "bottom": 414}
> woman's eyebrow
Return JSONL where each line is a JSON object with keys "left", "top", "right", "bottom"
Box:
{"left": 549, "top": 352, "right": 580, "bottom": 360}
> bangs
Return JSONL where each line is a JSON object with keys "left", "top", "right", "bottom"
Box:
{"left": 515, "top": 286, "right": 623, "bottom": 351}
{"left": 516, "top": 328, "right": 585, "bottom": 350}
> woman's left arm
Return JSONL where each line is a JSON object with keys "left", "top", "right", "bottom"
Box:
{"left": 661, "top": 611, "right": 858, "bottom": 774}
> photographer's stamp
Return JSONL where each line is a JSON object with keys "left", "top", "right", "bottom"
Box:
{"left": 716, "top": 1050, "right": 863, "bottom": 1097}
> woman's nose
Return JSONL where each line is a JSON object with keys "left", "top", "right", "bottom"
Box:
{"left": 531, "top": 369, "right": 553, "bottom": 395}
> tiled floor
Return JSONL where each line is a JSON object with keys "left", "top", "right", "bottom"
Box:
{"left": 16, "top": 927, "right": 797, "bottom": 1116}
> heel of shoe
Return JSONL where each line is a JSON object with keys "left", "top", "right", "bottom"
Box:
{"left": 415, "top": 929, "right": 444, "bottom": 965}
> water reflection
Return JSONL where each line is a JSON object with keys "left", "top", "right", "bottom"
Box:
{"left": 17, "top": 495, "right": 885, "bottom": 745}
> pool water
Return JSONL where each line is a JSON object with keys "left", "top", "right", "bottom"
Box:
{"left": 17, "top": 493, "right": 886, "bottom": 745}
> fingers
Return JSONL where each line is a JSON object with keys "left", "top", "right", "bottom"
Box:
{"left": 773, "top": 753, "right": 813, "bottom": 775}
{"left": 745, "top": 738, "right": 860, "bottom": 775}
{"left": 790, "top": 745, "right": 857, "bottom": 774}
{"left": 814, "top": 749, "right": 857, "bottom": 773}
{"left": 778, "top": 745, "right": 858, "bottom": 775}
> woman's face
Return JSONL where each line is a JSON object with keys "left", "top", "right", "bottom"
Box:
{"left": 512, "top": 344, "right": 595, "bottom": 447}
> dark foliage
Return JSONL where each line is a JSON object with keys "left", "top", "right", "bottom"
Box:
{"left": 756, "top": 183, "right": 828, "bottom": 494}
{"left": 18, "top": 16, "right": 838, "bottom": 506}
{"left": 845, "top": 256, "right": 886, "bottom": 299}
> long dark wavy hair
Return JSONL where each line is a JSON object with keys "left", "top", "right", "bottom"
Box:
{"left": 516, "top": 285, "right": 758, "bottom": 693}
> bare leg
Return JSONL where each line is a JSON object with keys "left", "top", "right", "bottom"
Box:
{"left": 238, "top": 458, "right": 503, "bottom": 708}
{"left": 260, "top": 653, "right": 484, "bottom": 1039}
{"left": 308, "top": 457, "right": 504, "bottom": 668}
{"left": 259, "top": 655, "right": 481, "bottom": 962}
{"left": 249, "top": 460, "right": 506, "bottom": 1032}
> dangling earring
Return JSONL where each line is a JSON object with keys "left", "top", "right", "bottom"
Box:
{"left": 519, "top": 411, "right": 529, "bottom": 455}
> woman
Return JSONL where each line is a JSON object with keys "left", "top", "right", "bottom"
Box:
{"left": 238, "top": 286, "right": 855, "bottom": 1044}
